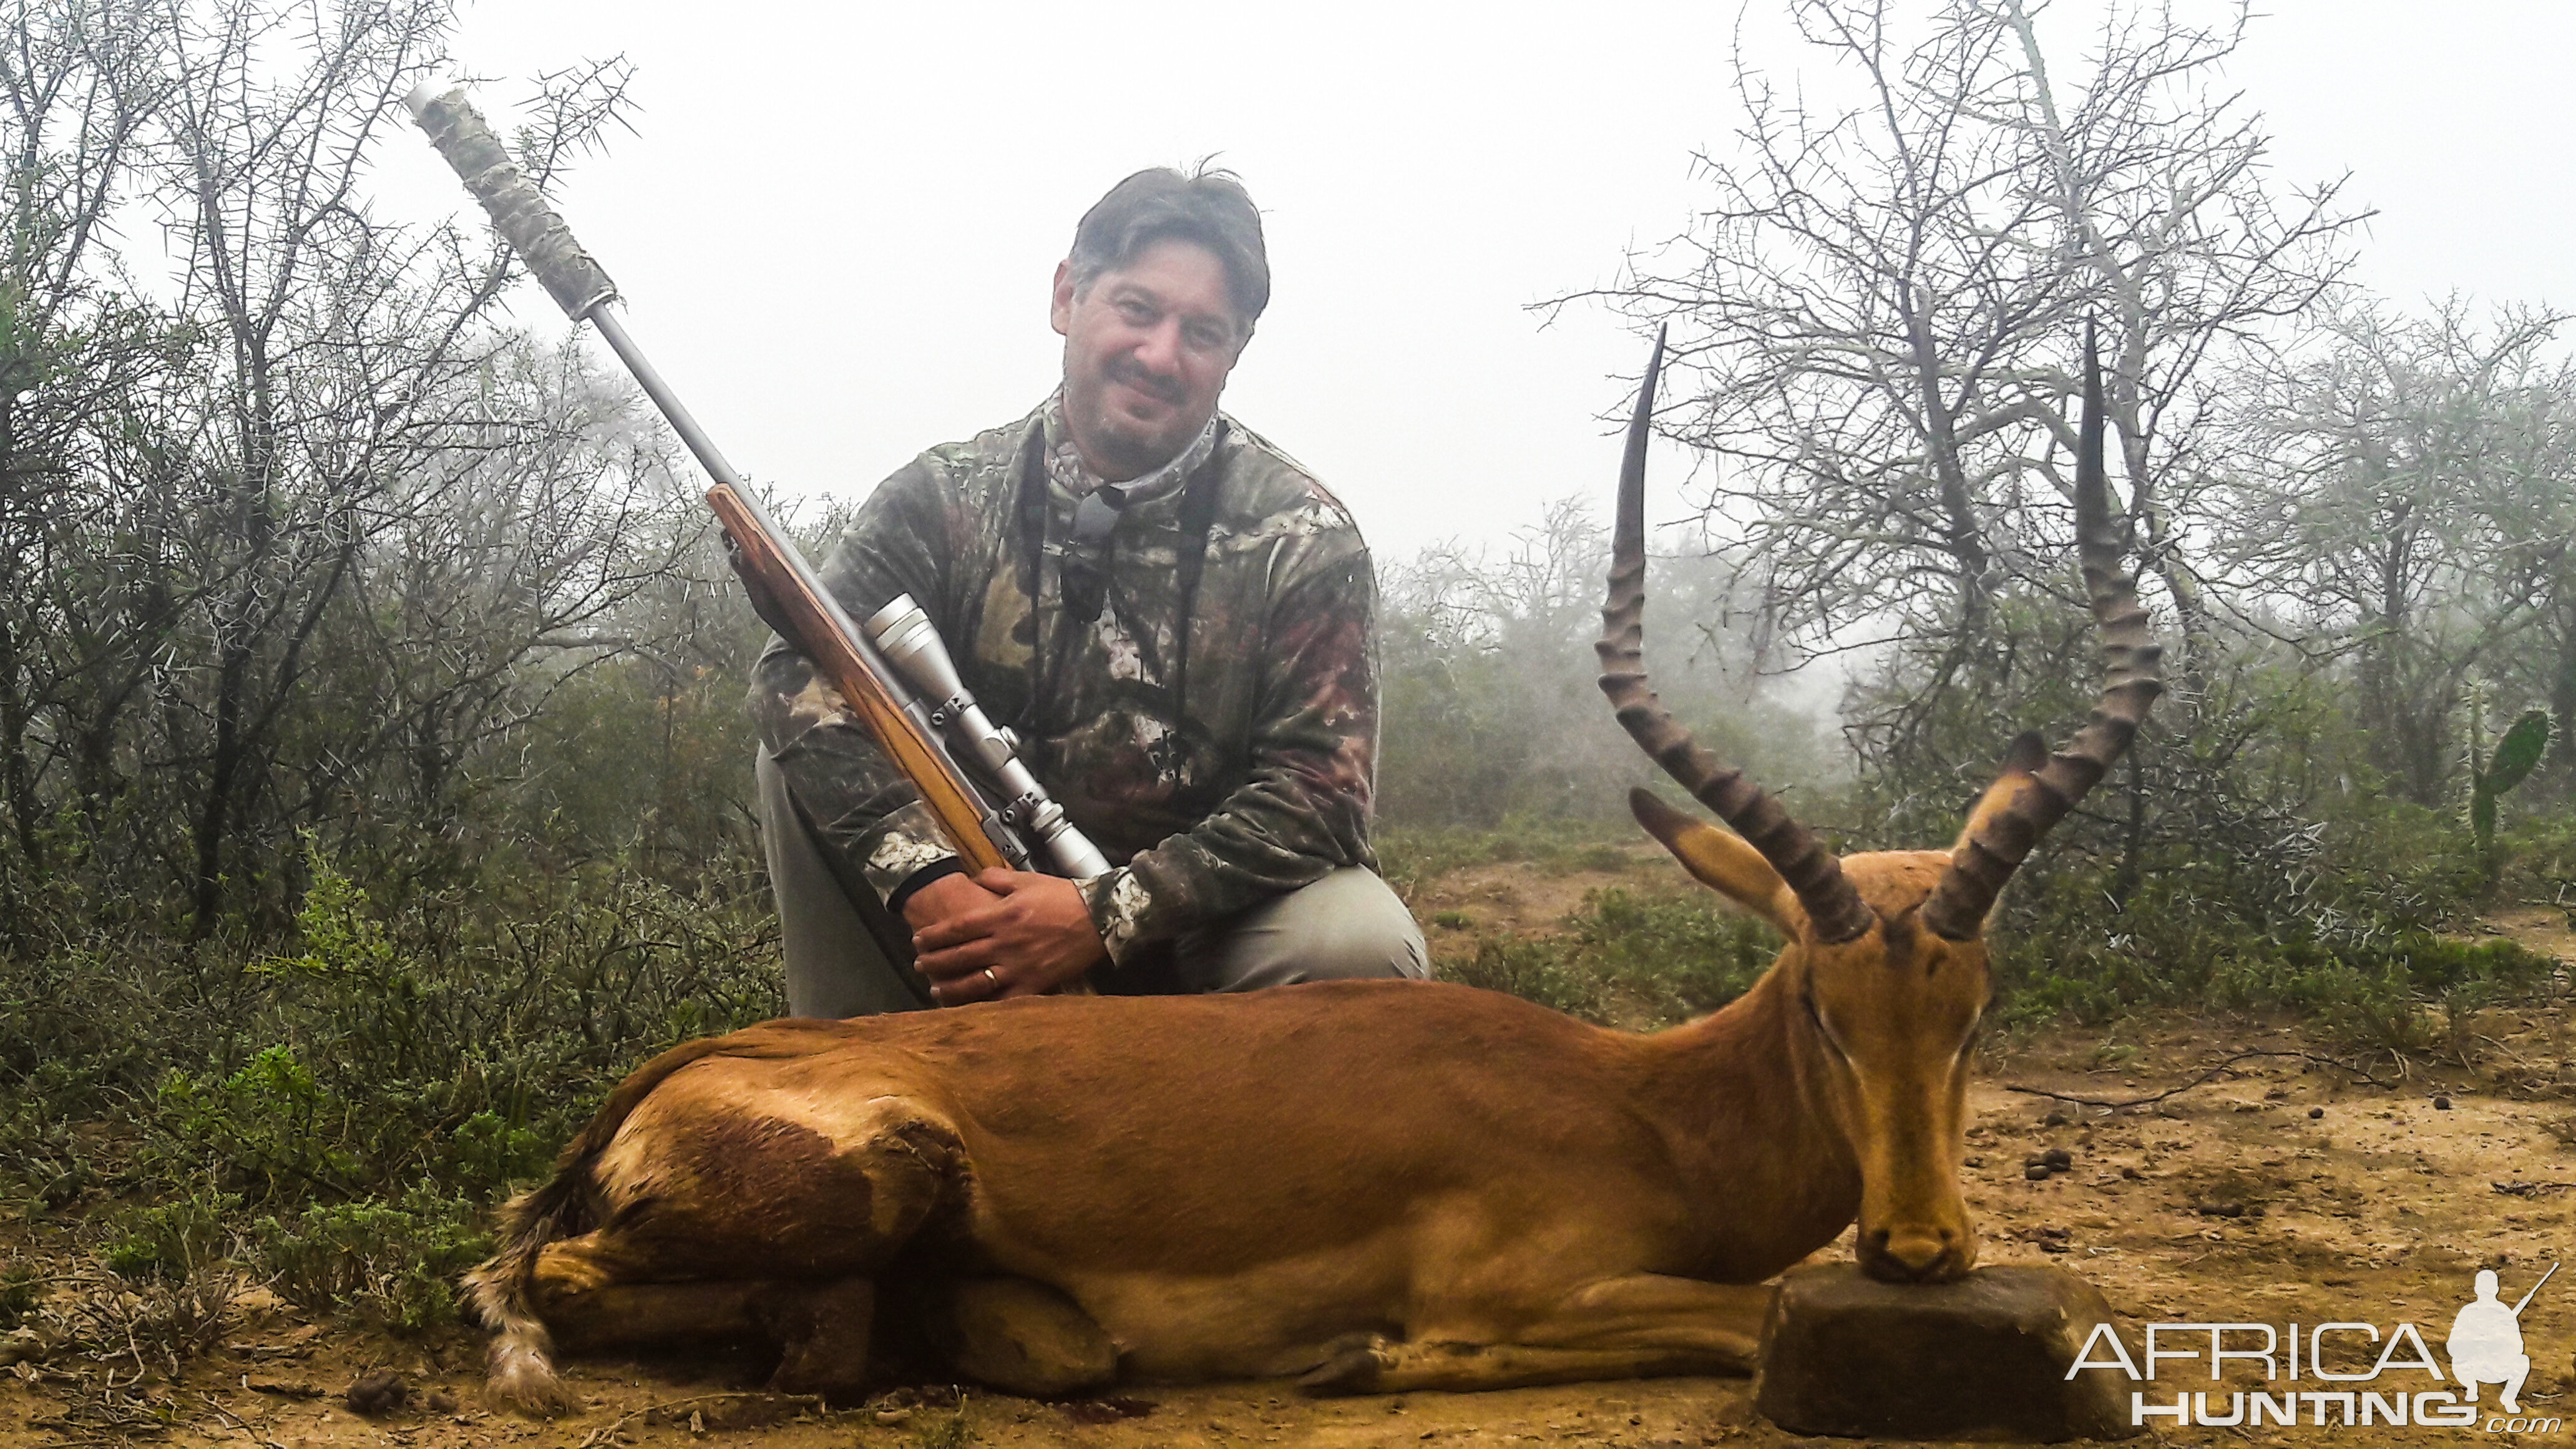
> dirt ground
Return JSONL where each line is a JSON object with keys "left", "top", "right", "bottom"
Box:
{"left": 12, "top": 886, "right": 2576, "bottom": 1448}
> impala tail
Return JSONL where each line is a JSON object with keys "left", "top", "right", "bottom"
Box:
{"left": 464, "top": 1173, "right": 584, "bottom": 1415}
{"left": 464, "top": 1028, "right": 837, "bottom": 1412}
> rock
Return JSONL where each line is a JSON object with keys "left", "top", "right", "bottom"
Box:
{"left": 2041, "top": 1148, "right": 2072, "bottom": 1171}
{"left": 345, "top": 1370, "right": 407, "bottom": 1417}
{"left": 2435, "top": 1096, "right": 2453, "bottom": 1110}
{"left": 2309, "top": 1108, "right": 2325, "bottom": 1120}
{"left": 2023, "top": 1164, "right": 2052, "bottom": 1181}
{"left": 1753, "top": 1263, "right": 2140, "bottom": 1442}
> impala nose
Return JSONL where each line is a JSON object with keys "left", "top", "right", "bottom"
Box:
{"left": 1863, "top": 1226, "right": 1964, "bottom": 1281}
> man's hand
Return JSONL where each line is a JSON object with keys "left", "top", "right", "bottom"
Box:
{"left": 909, "top": 868, "right": 1108, "bottom": 1005}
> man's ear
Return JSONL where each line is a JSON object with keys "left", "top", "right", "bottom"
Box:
{"left": 1629, "top": 789, "right": 1803, "bottom": 937}
{"left": 1050, "top": 259, "right": 1076, "bottom": 337}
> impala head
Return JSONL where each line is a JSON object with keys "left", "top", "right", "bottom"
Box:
{"left": 1598, "top": 326, "right": 2160, "bottom": 1284}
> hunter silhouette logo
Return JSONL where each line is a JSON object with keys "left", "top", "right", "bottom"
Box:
{"left": 2451, "top": 1264, "right": 2554, "bottom": 1415}
{"left": 2070, "top": 1261, "right": 2565, "bottom": 1431}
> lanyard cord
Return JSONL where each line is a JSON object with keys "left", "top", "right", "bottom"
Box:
{"left": 1015, "top": 426, "right": 1225, "bottom": 739}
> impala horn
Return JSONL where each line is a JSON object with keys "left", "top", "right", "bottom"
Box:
{"left": 1918, "top": 323, "right": 2164, "bottom": 940}
{"left": 1597, "top": 328, "right": 1876, "bottom": 945}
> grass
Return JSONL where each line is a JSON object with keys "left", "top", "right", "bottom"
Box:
{"left": 1428, "top": 872, "right": 1784, "bottom": 1030}
{"left": 1378, "top": 818, "right": 1643, "bottom": 901}
{"left": 1405, "top": 823, "right": 2565, "bottom": 1052}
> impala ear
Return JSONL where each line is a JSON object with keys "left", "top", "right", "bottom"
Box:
{"left": 1630, "top": 789, "right": 1803, "bottom": 935}
{"left": 1950, "top": 732, "right": 2049, "bottom": 877}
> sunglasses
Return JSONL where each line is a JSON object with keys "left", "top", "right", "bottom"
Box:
{"left": 1059, "top": 487, "right": 1126, "bottom": 623}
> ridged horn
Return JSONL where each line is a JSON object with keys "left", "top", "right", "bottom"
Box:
{"left": 1918, "top": 323, "right": 2165, "bottom": 940}
{"left": 1597, "top": 328, "right": 1876, "bottom": 945}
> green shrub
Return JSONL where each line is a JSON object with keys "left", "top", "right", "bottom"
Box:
{"left": 251, "top": 1184, "right": 490, "bottom": 1332}
{"left": 1574, "top": 886, "right": 1778, "bottom": 1023}
{"left": 104, "top": 1192, "right": 237, "bottom": 1284}
{"left": 1440, "top": 937, "right": 1608, "bottom": 1020}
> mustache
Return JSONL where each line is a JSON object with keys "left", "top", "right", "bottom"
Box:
{"left": 1105, "top": 357, "right": 1186, "bottom": 404}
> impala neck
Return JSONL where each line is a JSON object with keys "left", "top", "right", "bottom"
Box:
{"left": 1641, "top": 955, "right": 1863, "bottom": 1280}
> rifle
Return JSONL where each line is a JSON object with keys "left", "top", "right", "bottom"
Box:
{"left": 2513, "top": 1262, "right": 2557, "bottom": 1316}
{"left": 404, "top": 84, "right": 1109, "bottom": 890}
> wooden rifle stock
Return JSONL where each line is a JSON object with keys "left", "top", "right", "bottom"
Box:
{"left": 704, "top": 483, "right": 1012, "bottom": 874}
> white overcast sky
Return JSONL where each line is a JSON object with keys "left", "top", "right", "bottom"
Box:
{"left": 372, "top": 1, "right": 2576, "bottom": 562}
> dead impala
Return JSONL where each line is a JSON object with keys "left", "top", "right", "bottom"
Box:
{"left": 466, "top": 331, "right": 2159, "bottom": 1412}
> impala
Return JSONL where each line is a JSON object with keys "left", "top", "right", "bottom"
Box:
{"left": 467, "top": 331, "right": 2159, "bottom": 1412}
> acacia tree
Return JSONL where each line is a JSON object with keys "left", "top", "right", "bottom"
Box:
{"left": 140, "top": 0, "right": 642, "bottom": 935}
{"left": 1992, "top": 0, "right": 2358, "bottom": 662}
{"left": 0, "top": 0, "right": 668, "bottom": 940}
{"left": 306, "top": 339, "right": 701, "bottom": 842}
{"left": 1578, "top": 0, "right": 2357, "bottom": 741}
{"left": 0, "top": 0, "right": 179, "bottom": 879}
{"left": 1378, "top": 499, "right": 1808, "bottom": 828}
{"left": 2213, "top": 302, "right": 2576, "bottom": 806}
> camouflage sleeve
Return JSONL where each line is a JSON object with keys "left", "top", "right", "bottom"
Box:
{"left": 1076, "top": 544, "right": 1379, "bottom": 962}
{"left": 746, "top": 459, "right": 962, "bottom": 910}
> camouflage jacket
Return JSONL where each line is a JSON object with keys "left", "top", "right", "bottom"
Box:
{"left": 750, "top": 396, "right": 1380, "bottom": 972}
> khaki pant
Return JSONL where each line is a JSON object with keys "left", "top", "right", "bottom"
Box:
{"left": 756, "top": 749, "right": 1428, "bottom": 1019}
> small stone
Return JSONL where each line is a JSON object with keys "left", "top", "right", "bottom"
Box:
{"left": 2119, "top": 1166, "right": 2142, "bottom": 1180}
{"left": 1754, "top": 1263, "right": 2140, "bottom": 1442}
{"left": 2435, "top": 1096, "right": 2454, "bottom": 1110}
{"left": 2024, "top": 1164, "right": 2052, "bottom": 1181}
{"left": 344, "top": 1371, "right": 407, "bottom": 1417}
{"left": 2041, "top": 1148, "right": 2073, "bottom": 1171}
{"left": 424, "top": 1390, "right": 457, "bottom": 1413}
{"left": 2042, "top": 1111, "right": 2071, "bottom": 1127}
{"left": 875, "top": 1408, "right": 914, "bottom": 1426}
{"left": 2310, "top": 1107, "right": 2325, "bottom": 1120}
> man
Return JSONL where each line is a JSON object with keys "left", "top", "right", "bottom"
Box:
{"left": 751, "top": 166, "right": 1428, "bottom": 1017}
{"left": 2448, "top": 1268, "right": 2534, "bottom": 1414}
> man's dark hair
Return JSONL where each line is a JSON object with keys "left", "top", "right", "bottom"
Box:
{"left": 1066, "top": 165, "right": 1269, "bottom": 331}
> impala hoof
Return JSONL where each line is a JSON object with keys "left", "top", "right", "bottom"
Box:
{"left": 1297, "top": 1339, "right": 1392, "bottom": 1396}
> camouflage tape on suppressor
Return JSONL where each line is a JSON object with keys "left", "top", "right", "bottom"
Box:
{"left": 405, "top": 86, "right": 617, "bottom": 321}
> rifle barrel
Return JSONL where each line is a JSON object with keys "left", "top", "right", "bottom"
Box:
{"left": 2514, "top": 1261, "right": 2558, "bottom": 1316}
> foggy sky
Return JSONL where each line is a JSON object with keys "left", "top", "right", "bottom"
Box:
{"left": 373, "top": 1, "right": 2576, "bottom": 562}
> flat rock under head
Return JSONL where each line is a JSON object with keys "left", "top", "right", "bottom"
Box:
{"left": 1752, "top": 1263, "right": 2138, "bottom": 1443}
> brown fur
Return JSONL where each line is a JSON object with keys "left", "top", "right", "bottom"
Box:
{"left": 466, "top": 839, "right": 1995, "bottom": 1410}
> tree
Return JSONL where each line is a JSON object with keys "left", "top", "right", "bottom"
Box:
{"left": 0, "top": 0, "right": 179, "bottom": 877}
{"left": 2212, "top": 301, "right": 2576, "bottom": 806}
{"left": 1575, "top": 0, "right": 2358, "bottom": 737}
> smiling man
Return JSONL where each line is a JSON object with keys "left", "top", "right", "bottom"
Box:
{"left": 750, "top": 167, "right": 1428, "bottom": 1017}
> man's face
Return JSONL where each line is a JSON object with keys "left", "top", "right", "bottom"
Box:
{"left": 1051, "top": 237, "right": 1247, "bottom": 481}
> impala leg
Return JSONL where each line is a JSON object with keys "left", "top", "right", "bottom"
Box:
{"left": 1300, "top": 1275, "right": 1772, "bottom": 1395}
{"left": 758, "top": 1277, "right": 877, "bottom": 1398}
{"left": 527, "top": 1250, "right": 877, "bottom": 1400}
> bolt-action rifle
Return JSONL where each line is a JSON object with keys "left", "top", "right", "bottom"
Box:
{"left": 404, "top": 85, "right": 1110, "bottom": 898}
